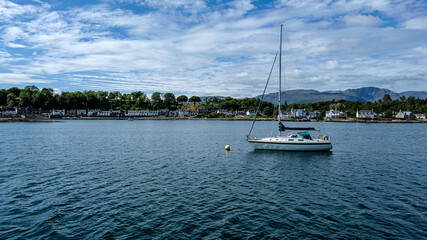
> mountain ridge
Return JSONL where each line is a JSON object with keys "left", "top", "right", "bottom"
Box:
{"left": 254, "top": 87, "right": 427, "bottom": 104}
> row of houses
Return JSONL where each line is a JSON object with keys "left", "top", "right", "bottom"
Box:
{"left": 0, "top": 107, "right": 211, "bottom": 118}
{"left": 216, "top": 109, "right": 261, "bottom": 117}
{"left": 216, "top": 108, "right": 321, "bottom": 119}
{"left": 0, "top": 107, "right": 51, "bottom": 116}
{"left": 355, "top": 110, "right": 425, "bottom": 120}
{"left": 1, "top": 107, "right": 426, "bottom": 120}
{"left": 280, "top": 108, "right": 426, "bottom": 120}
{"left": 277, "top": 108, "right": 321, "bottom": 119}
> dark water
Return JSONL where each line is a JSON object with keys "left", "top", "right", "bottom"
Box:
{"left": 0, "top": 120, "right": 426, "bottom": 239}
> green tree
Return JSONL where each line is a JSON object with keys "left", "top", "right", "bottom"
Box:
{"left": 109, "top": 91, "right": 122, "bottom": 109}
{"left": 263, "top": 106, "right": 273, "bottom": 117}
{"left": 6, "top": 93, "right": 17, "bottom": 108}
{"left": 335, "top": 102, "right": 346, "bottom": 112}
{"left": 40, "top": 88, "right": 54, "bottom": 109}
{"left": 189, "top": 96, "right": 201, "bottom": 104}
{"left": 19, "top": 90, "right": 32, "bottom": 107}
{"left": 85, "top": 91, "right": 98, "bottom": 109}
{"left": 97, "top": 91, "right": 109, "bottom": 110}
{"left": 163, "top": 93, "right": 176, "bottom": 109}
{"left": 136, "top": 93, "right": 150, "bottom": 109}
{"left": 24, "top": 85, "right": 39, "bottom": 94}
{"left": 0, "top": 89, "right": 7, "bottom": 107}
{"left": 383, "top": 109, "right": 393, "bottom": 118}
{"left": 177, "top": 95, "right": 188, "bottom": 104}
{"left": 151, "top": 92, "right": 164, "bottom": 110}
{"left": 7, "top": 87, "right": 20, "bottom": 97}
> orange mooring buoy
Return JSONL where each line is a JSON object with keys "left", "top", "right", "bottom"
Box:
{"left": 225, "top": 145, "right": 230, "bottom": 151}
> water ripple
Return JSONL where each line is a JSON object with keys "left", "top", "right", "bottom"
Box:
{"left": 0, "top": 121, "right": 426, "bottom": 239}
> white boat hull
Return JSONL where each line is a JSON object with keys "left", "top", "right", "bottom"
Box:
{"left": 248, "top": 139, "right": 332, "bottom": 151}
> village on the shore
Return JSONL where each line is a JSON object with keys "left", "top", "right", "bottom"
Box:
{"left": 1, "top": 105, "right": 425, "bottom": 122}
{"left": 1, "top": 86, "right": 426, "bottom": 122}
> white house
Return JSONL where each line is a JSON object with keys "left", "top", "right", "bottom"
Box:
{"left": 246, "top": 110, "right": 256, "bottom": 116}
{"left": 217, "top": 109, "right": 232, "bottom": 116}
{"left": 414, "top": 114, "right": 425, "bottom": 119}
{"left": 168, "top": 111, "right": 178, "bottom": 117}
{"left": 146, "top": 110, "right": 159, "bottom": 116}
{"left": 1, "top": 108, "right": 18, "bottom": 115}
{"left": 307, "top": 112, "right": 320, "bottom": 119}
{"left": 88, "top": 109, "right": 101, "bottom": 116}
{"left": 356, "top": 110, "right": 377, "bottom": 119}
{"left": 282, "top": 111, "right": 293, "bottom": 118}
{"left": 99, "top": 111, "right": 111, "bottom": 116}
{"left": 325, "top": 110, "right": 343, "bottom": 118}
{"left": 76, "top": 109, "right": 87, "bottom": 116}
{"left": 395, "top": 110, "right": 414, "bottom": 120}
{"left": 291, "top": 108, "right": 306, "bottom": 118}
{"left": 51, "top": 109, "right": 66, "bottom": 115}
{"left": 246, "top": 110, "right": 263, "bottom": 116}
{"left": 158, "top": 109, "right": 169, "bottom": 116}
{"left": 178, "top": 109, "right": 191, "bottom": 117}
{"left": 126, "top": 110, "right": 140, "bottom": 116}
{"left": 234, "top": 110, "right": 246, "bottom": 116}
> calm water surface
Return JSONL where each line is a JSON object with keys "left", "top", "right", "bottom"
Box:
{"left": 0, "top": 120, "right": 426, "bottom": 239}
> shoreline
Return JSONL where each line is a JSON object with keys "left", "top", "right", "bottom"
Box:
{"left": 1, "top": 116, "right": 426, "bottom": 123}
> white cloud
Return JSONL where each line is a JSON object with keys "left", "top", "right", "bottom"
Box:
{"left": 320, "top": 61, "right": 354, "bottom": 70}
{"left": 235, "top": 72, "right": 249, "bottom": 77}
{"left": 0, "top": 0, "right": 425, "bottom": 96}
{"left": 2, "top": 26, "right": 27, "bottom": 42}
{"left": 401, "top": 17, "right": 427, "bottom": 30}
{"left": 6, "top": 42, "right": 26, "bottom": 48}
{"left": 0, "top": 73, "right": 49, "bottom": 84}
{"left": 0, "top": 0, "right": 40, "bottom": 21}
{"left": 341, "top": 14, "right": 382, "bottom": 26}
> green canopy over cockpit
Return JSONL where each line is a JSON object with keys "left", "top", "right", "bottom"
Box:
{"left": 298, "top": 132, "right": 312, "bottom": 140}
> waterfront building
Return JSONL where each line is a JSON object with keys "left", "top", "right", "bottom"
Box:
{"left": 18, "top": 108, "right": 50, "bottom": 115}
{"left": 326, "top": 110, "right": 344, "bottom": 118}
{"left": 307, "top": 111, "right": 321, "bottom": 119}
{"left": 291, "top": 108, "right": 306, "bottom": 118}
{"left": 356, "top": 110, "right": 377, "bottom": 119}
{"left": 88, "top": 109, "right": 101, "bottom": 116}
{"left": 168, "top": 111, "right": 178, "bottom": 117}
{"left": 110, "top": 110, "right": 122, "bottom": 116}
{"left": 282, "top": 111, "right": 293, "bottom": 118}
{"left": 395, "top": 110, "right": 414, "bottom": 120}
{"left": 217, "top": 109, "right": 232, "bottom": 116}
{"left": 76, "top": 109, "right": 87, "bottom": 116}
{"left": 126, "top": 110, "right": 139, "bottom": 116}
{"left": 146, "top": 110, "right": 159, "bottom": 116}
{"left": 158, "top": 109, "right": 169, "bottom": 116}
{"left": 1, "top": 108, "right": 18, "bottom": 115}
{"left": 415, "top": 114, "right": 425, "bottom": 119}
{"left": 99, "top": 111, "right": 111, "bottom": 116}
{"left": 178, "top": 109, "right": 191, "bottom": 117}
{"left": 246, "top": 110, "right": 263, "bottom": 116}
{"left": 235, "top": 110, "right": 246, "bottom": 116}
{"left": 52, "top": 109, "right": 66, "bottom": 115}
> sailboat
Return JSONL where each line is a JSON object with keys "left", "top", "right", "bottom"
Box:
{"left": 247, "top": 24, "right": 332, "bottom": 151}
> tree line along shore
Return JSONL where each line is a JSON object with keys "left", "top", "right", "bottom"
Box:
{"left": 1, "top": 85, "right": 426, "bottom": 122}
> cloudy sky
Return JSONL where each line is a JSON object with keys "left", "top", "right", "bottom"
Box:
{"left": 0, "top": 0, "right": 426, "bottom": 97}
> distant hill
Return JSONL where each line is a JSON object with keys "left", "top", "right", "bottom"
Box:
{"left": 255, "top": 87, "right": 427, "bottom": 104}
{"left": 399, "top": 91, "right": 427, "bottom": 99}
{"left": 338, "top": 87, "right": 400, "bottom": 102}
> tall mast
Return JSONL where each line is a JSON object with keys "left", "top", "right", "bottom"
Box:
{"left": 278, "top": 24, "right": 283, "bottom": 136}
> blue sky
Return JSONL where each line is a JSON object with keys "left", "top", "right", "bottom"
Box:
{"left": 0, "top": 0, "right": 426, "bottom": 97}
